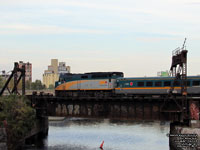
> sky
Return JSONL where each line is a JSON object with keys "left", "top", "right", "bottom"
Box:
{"left": 0, "top": 0, "right": 200, "bottom": 81}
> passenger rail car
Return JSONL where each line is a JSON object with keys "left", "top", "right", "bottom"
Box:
{"left": 115, "top": 76, "right": 200, "bottom": 95}
{"left": 55, "top": 72, "right": 124, "bottom": 97}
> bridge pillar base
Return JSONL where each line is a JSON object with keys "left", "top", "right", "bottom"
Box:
{"left": 169, "top": 122, "right": 200, "bottom": 150}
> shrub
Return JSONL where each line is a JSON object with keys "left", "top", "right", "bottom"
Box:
{"left": 0, "top": 95, "right": 36, "bottom": 149}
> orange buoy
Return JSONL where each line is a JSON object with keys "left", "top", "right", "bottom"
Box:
{"left": 100, "top": 141, "right": 104, "bottom": 149}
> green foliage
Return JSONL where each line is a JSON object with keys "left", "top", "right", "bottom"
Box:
{"left": 0, "top": 76, "right": 3, "bottom": 89}
{"left": 31, "top": 80, "right": 45, "bottom": 90}
{"left": 0, "top": 77, "right": 27, "bottom": 90}
{"left": 0, "top": 95, "right": 36, "bottom": 149}
{"left": 0, "top": 76, "right": 6, "bottom": 89}
{"left": 48, "top": 84, "right": 54, "bottom": 89}
{"left": 25, "top": 80, "right": 31, "bottom": 90}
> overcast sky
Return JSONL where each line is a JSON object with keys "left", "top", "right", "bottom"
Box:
{"left": 0, "top": 0, "right": 200, "bottom": 81}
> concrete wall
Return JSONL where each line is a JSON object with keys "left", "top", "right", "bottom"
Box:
{"left": 170, "top": 122, "right": 200, "bottom": 150}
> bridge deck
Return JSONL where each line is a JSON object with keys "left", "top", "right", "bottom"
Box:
{"left": 26, "top": 93, "right": 200, "bottom": 122}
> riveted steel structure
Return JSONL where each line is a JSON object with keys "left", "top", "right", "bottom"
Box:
{"left": 170, "top": 38, "right": 187, "bottom": 96}
{"left": 161, "top": 38, "right": 189, "bottom": 123}
{"left": 0, "top": 62, "right": 26, "bottom": 96}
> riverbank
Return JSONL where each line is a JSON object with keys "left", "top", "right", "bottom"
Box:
{"left": 0, "top": 95, "right": 48, "bottom": 150}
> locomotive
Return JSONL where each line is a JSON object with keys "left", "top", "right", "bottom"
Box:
{"left": 55, "top": 72, "right": 200, "bottom": 97}
{"left": 55, "top": 72, "right": 123, "bottom": 97}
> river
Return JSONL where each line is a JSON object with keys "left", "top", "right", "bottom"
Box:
{"left": 25, "top": 118, "right": 170, "bottom": 150}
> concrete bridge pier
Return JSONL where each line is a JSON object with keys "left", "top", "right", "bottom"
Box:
{"left": 169, "top": 99, "right": 200, "bottom": 150}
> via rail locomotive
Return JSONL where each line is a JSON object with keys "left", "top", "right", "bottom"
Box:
{"left": 55, "top": 72, "right": 200, "bottom": 97}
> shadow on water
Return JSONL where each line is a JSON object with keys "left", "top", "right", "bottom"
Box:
{"left": 49, "top": 117, "right": 170, "bottom": 127}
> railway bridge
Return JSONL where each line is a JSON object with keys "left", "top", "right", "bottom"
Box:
{"left": 26, "top": 92, "right": 200, "bottom": 123}
{"left": 1, "top": 40, "right": 200, "bottom": 149}
{"left": 0, "top": 40, "right": 199, "bottom": 124}
{"left": 24, "top": 40, "right": 199, "bottom": 124}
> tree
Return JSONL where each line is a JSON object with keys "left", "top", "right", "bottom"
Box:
{"left": 0, "top": 95, "right": 36, "bottom": 150}
{"left": 48, "top": 84, "right": 54, "bottom": 89}
{"left": 0, "top": 76, "right": 7, "bottom": 89}
{"left": 0, "top": 76, "right": 3, "bottom": 89}
{"left": 25, "top": 80, "right": 31, "bottom": 90}
{"left": 7, "top": 78, "right": 14, "bottom": 90}
{"left": 31, "top": 80, "right": 45, "bottom": 90}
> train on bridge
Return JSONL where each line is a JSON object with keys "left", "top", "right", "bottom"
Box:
{"left": 55, "top": 72, "right": 200, "bottom": 97}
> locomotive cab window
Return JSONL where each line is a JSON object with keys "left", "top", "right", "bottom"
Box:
{"left": 192, "top": 81, "right": 200, "bottom": 86}
{"left": 164, "top": 81, "right": 171, "bottom": 86}
{"left": 146, "top": 82, "right": 153, "bottom": 87}
{"left": 138, "top": 82, "right": 144, "bottom": 87}
{"left": 92, "top": 74, "right": 108, "bottom": 78}
{"left": 155, "top": 81, "right": 162, "bottom": 87}
{"left": 81, "top": 76, "right": 88, "bottom": 79}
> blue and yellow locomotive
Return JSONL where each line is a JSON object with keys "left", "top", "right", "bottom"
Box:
{"left": 55, "top": 72, "right": 123, "bottom": 96}
{"left": 55, "top": 72, "right": 200, "bottom": 97}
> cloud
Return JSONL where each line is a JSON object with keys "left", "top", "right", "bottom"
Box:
{"left": 136, "top": 37, "right": 180, "bottom": 43}
{"left": 0, "top": 24, "right": 109, "bottom": 35}
{"left": 185, "top": 1, "right": 200, "bottom": 5}
{"left": 0, "top": 0, "right": 150, "bottom": 13}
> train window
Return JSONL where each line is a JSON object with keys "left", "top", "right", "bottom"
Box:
{"left": 146, "top": 82, "right": 153, "bottom": 87}
{"left": 92, "top": 74, "right": 108, "bottom": 78}
{"left": 81, "top": 76, "right": 88, "bottom": 79}
{"left": 192, "top": 81, "right": 200, "bottom": 86}
{"left": 138, "top": 82, "right": 144, "bottom": 87}
{"left": 155, "top": 81, "right": 162, "bottom": 87}
{"left": 174, "top": 81, "right": 180, "bottom": 86}
{"left": 187, "top": 81, "right": 191, "bottom": 86}
{"left": 164, "top": 81, "right": 171, "bottom": 86}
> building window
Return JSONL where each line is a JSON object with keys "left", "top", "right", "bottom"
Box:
{"left": 192, "top": 81, "right": 200, "bottom": 86}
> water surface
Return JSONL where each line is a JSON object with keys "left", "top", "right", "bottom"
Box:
{"left": 26, "top": 118, "right": 170, "bottom": 150}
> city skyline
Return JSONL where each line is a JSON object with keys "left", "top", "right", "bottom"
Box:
{"left": 0, "top": 0, "right": 200, "bottom": 81}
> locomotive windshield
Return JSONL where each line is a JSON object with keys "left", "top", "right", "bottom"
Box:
{"left": 88, "top": 72, "right": 124, "bottom": 79}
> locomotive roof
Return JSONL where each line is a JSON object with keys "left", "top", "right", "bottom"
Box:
{"left": 60, "top": 72, "right": 123, "bottom": 75}
{"left": 59, "top": 72, "right": 124, "bottom": 79}
{"left": 85, "top": 72, "right": 123, "bottom": 75}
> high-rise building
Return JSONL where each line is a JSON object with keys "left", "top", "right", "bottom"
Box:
{"left": 19, "top": 61, "right": 32, "bottom": 82}
{"left": 58, "top": 62, "right": 70, "bottom": 74}
{"left": 43, "top": 59, "right": 70, "bottom": 88}
{"left": 51, "top": 59, "right": 58, "bottom": 74}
